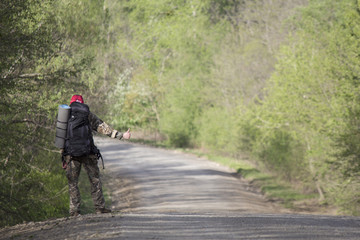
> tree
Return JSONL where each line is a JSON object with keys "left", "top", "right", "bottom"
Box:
{"left": 238, "top": 0, "right": 360, "bottom": 214}
{"left": 0, "top": 0, "right": 108, "bottom": 226}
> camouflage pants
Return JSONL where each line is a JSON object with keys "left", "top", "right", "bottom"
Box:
{"left": 65, "top": 155, "right": 105, "bottom": 214}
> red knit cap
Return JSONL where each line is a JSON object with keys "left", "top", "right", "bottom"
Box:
{"left": 70, "top": 95, "right": 84, "bottom": 104}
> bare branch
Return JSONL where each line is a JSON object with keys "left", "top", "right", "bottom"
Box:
{"left": 9, "top": 119, "right": 53, "bottom": 130}
{"left": 18, "top": 73, "right": 42, "bottom": 78}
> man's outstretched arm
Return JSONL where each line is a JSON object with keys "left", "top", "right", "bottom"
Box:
{"left": 89, "top": 112, "right": 131, "bottom": 139}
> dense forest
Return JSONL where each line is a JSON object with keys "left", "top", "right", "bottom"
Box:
{"left": 2, "top": 0, "right": 360, "bottom": 226}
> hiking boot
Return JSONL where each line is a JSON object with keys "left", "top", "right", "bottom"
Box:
{"left": 70, "top": 211, "right": 81, "bottom": 217}
{"left": 96, "top": 208, "right": 112, "bottom": 214}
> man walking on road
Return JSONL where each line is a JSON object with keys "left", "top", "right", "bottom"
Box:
{"left": 62, "top": 94, "right": 131, "bottom": 217}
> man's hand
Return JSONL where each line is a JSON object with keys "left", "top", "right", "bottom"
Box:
{"left": 122, "top": 128, "right": 131, "bottom": 140}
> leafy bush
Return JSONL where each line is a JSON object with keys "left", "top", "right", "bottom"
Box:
{"left": 198, "top": 107, "right": 238, "bottom": 154}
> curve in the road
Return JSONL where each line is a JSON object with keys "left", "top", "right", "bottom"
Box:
{"left": 96, "top": 137, "right": 280, "bottom": 214}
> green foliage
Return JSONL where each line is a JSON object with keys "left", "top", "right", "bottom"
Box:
{"left": 108, "top": 67, "right": 160, "bottom": 130}
{"left": 4, "top": 0, "right": 360, "bottom": 225}
{"left": 159, "top": 78, "right": 203, "bottom": 147}
{"left": 198, "top": 107, "right": 238, "bottom": 153}
{"left": 0, "top": 0, "right": 108, "bottom": 227}
{"left": 235, "top": 0, "right": 360, "bottom": 214}
{"left": 87, "top": 0, "right": 360, "bottom": 214}
{"left": 0, "top": 132, "right": 68, "bottom": 226}
{"left": 105, "top": 0, "right": 222, "bottom": 146}
{"left": 237, "top": 107, "right": 309, "bottom": 182}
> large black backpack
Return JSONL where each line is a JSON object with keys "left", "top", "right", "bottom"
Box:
{"left": 64, "top": 102, "right": 98, "bottom": 157}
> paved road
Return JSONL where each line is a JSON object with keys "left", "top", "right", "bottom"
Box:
{"left": 99, "top": 138, "right": 279, "bottom": 214}
{"left": 2, "top": 213, "right": 359, "bottom": 240}
{"left": 1, "top": 138, "right": 360, "bottom": 239}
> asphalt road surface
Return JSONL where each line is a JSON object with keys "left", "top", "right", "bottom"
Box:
{"left": 1, "top": 137, "right": 359, "bottom": 239}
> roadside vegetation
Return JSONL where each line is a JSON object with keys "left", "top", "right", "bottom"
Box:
{"left": 2, "top": 0, "right": 360, "bottom": 227}
{"left": 188, "top": 150, "right": 329, "bottom": 212}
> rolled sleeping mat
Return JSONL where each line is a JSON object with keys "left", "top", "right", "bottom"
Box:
{"left": 54, "top": 104, "right": 71, "bottom": 148}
